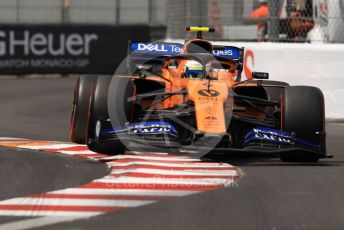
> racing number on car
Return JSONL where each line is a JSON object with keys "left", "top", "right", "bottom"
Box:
{"left": 198, "top": 89, "right": 220, "bottom": 97}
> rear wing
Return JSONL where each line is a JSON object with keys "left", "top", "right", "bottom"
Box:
{"left": 127, "top": 41, "right": 183, "bottom": 73}
{"left": 212, "top": 45, "right": 245, "bottom": 80}
{"left": 127, "top": 41, "right": 244, "bottom": 77}
{"left": 129, "top": 41, "right": 183, "bottom": 56}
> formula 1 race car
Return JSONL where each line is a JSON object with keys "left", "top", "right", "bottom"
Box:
{"left": 70, "top": 27, "right": 331, "bottom": 162}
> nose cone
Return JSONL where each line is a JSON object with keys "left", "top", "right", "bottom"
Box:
{"left": 187, "top": 80, "right": 228, "bottom": 134}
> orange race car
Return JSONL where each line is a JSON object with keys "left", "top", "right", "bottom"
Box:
{"left": 70, "top": 27, "right": 331, "bottom": 162}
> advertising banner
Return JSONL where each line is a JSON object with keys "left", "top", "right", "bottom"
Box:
{"left": 0, "top": 24, "right": 150, "bottom": 74}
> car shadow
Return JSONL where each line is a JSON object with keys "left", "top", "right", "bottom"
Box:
{"left": 202, "top": 154, "right": 343, "bottom": 167}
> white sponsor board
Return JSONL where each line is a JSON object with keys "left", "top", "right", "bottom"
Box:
{"left": 167, "top": 39, "right": 344, "bottom": 118}
{"left": 227, "top": 42, "right": 344, "bottom": 119}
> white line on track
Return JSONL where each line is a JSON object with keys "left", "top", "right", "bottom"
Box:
{"left": 127, "top": 151, "right": 169, "bottom": 155}
{"left": 102, "top": 154, "right": 197, "bottom": 161}
{"left": 109, "top": 168, "right": 238, "bottom": 176}
{"left": 48, "top": 188, "right": 199, "bottom": 196}
{"left": 16, "top": 144, "right": 83, "bottom": 150}
{"left": 0, "top": 137, "right": 28, "bottom": 141}
{"left": 0, "top": 197, "right": 154, "bottom": 207}
{"left": 108, "top": 161, "right": 233, "bottom": 168}
{"left": 58, "top": 150, "right": 98, "bottom": 155}
{"left": 94, "top": 176, "right": 233, "bottom": 186}
{"left": 0, "top": 211, "right": 101, "bottom": 217}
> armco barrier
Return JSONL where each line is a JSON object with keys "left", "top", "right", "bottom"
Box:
{"left": 0, "top": 24, "right": 151, "bottom": 74}
{"left": 166, "top": 39, "right": 344, "bottom": 119}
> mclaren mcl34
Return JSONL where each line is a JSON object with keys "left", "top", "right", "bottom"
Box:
{"left": 70, "top": 27, "right": 332, "bottom": 162}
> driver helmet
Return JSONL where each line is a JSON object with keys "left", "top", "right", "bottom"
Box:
{"left": 182, "top": 60, "right": 204, "bottom": 79}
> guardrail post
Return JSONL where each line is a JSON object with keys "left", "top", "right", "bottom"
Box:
{"left": 115, "top": 0, "right": 120, "bottom": 24}
{"left": 268, "top": 0, "right": 280, "bottom": 42}
{"left": 61, "top": 0, "right": 69, "bottom": 24}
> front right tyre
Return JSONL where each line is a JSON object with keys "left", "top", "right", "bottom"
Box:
{"left": 280, "top": 86, "right": 325, "bottom": 162}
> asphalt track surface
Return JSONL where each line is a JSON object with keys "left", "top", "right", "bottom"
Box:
{"left": 0, "top": 78, "right": 343, "bottom": 230}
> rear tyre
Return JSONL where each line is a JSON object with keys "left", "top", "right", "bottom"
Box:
{"left": 280, "top": 86, "right": 325, "bottom": 162}
{"left": 70, "top": 75, "right": 97, "bottom": 144}
{"left": 87, "top": 76, "right": 135, "bottom": 155}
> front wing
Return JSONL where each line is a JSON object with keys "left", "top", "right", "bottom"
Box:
{"left": 91, "top": 121, "right": 331, "bottom": 159}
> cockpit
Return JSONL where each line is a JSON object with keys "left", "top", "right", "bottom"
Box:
{"left": 164, "top": 53, "right": 237, "bottom": 81}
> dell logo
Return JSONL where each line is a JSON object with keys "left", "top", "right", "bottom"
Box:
{"left": 138, "top": 43, "right": 168, "bottom": 52}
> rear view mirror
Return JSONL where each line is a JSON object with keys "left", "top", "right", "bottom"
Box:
{"left": 252, "top": 72, "right": 269, "bottom": 79}
{"left": 168, "top": 65, "right": 177, "bottom": 70}
{"left": 136, "top": 64, "right": 153, "bottom": 72}
{"left": 136, "top": 64, "right": 153, "bottom": 78}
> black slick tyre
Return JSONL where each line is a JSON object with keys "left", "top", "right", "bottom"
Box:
{"left": 70, "top": 75, "right": 97, "bottom": 144}
{"left": 87, "top": 76, "right": 135, "bottom": 155}
{"left": 280, "top": 86, "right": 325, "bottom": 162}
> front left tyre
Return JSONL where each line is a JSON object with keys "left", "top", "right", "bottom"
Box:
{"left": 86, "top": 76, "right": 135, "bottom": 155}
